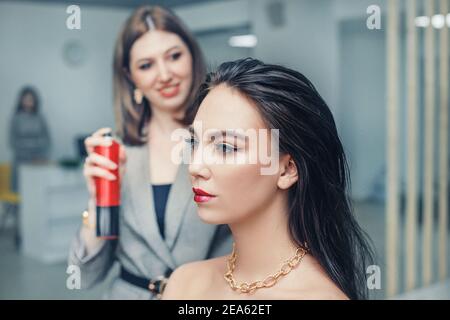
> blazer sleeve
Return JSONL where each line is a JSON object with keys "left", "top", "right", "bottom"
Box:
{"left": 206, "top": 224, "right": 234, "bottom": 258}
{"left": 67, "top": 228, "right": 117, "bottom": 289}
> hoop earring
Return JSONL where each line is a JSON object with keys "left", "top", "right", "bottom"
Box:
{"left": 134, "top": 89, "right": 143, "bottom": 104}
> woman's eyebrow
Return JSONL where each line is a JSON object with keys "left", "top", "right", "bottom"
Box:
{"left": 206, "top": 129, "right": 248, "bottom": 142}
{"left": 164, "top": 45, "right": 181, "bottom": 54}
{"left": 135, "top": 57, "right": 154, "bottom": 65}
{"left": 188, "top": 127, "right": 247, "bottom": 141}
{"left": 135, "top": 46, "right": 181, "bottom": 64}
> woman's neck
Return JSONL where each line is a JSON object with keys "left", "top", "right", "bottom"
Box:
{"left": 228, "top": 192, "right": 300, "bottom": 282}
{"left": 148, "top": 107, "right": 185, "bottom": 139}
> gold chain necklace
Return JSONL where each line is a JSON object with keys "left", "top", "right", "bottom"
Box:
{"left": 223, "top": 242, "right": 308, "bottom": 294}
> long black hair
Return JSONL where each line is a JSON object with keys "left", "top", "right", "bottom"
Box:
{"left": 16, "top": 86, "right": 39, "bottom": 114}
{"left": 188, "top": 58, "right": 375, "bottom": 300}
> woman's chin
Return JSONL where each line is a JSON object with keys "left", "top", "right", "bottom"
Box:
{"left": 196, "top": 207, "right": 227, "bottom": 225}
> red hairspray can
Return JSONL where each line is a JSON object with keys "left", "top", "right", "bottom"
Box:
{"left": 94, "top": 133, "right": 120, "bottom": 239}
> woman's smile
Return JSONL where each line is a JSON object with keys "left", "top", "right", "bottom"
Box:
{"left": 159, "top": 82, "right": 181, "bottom": 98}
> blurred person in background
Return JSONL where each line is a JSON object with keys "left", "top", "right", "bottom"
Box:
{"left": 68, "top": 5, "right": 231, "bottom": 300}
{"left": 9, "top": 86, "right": 51, "bottom": 193}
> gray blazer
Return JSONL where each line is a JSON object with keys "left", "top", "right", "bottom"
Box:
{"left": 68, "top": 143, "right": 232, "bottom": 299}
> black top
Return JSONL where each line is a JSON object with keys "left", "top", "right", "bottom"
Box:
{"left": 151, "top": 184, "right": 172, "bottom": 239}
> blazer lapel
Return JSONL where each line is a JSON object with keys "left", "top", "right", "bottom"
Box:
{"left": 127, "top": 144, "right": 176, "bottom": 269}
{"left": 164, "top": 162, "right": 192, "bottom": 249}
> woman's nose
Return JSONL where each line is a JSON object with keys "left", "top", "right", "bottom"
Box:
{"left": 157, "top": 61, "right": 171, "bottom": 82}
{"left": 188, "top": 148, "right": 211, "bottom": 180}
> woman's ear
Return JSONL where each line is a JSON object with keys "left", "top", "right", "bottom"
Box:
{"left": 277, "top": 155, "right": 298, "bottom": 190}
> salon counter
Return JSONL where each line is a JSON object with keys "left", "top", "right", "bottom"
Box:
{"left": 19, "top": 163, "right": 88, "bottom": 264}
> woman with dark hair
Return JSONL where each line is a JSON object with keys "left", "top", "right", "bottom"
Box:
{"left": 68, "top": 6, "right": 231, "bottom": 299}
{"left": 9, "top": 86, "right": 51, "bottom": 192}
{"left": 163, "top": 58, "right": 374, "bottom": 300}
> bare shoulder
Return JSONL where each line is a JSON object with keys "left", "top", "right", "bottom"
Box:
{"left": 292, "top": 254, "right": 350, "bottom": 300}
{"left": 162, "top": 256, "right": 227, "bottom": 300}
{"left": 162, "top": 261, "right": 202, "bottom": 300}
{"left": 301, "top": 284, "right": 350, "bottom": 300}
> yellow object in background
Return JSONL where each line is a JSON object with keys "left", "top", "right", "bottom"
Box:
{"left": 0, "top": 163, "right": 20, "bottom": 204}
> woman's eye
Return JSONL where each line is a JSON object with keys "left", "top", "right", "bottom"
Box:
{"left": 139, "top": 62, "right": 152, "bottom": 70}
{"left": 170, "top": 52, "right": 182, "bottom": 61}
{"left": 216, "top": 143, "right": 238, "bottom": 154}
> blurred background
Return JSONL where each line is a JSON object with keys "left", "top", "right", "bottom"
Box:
{"left": 0, "top": 0, "right": 449, "bottom": 299}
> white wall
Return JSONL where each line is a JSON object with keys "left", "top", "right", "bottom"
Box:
{"left": 249, "top": 0, "right": 411, "bottom": 201}
{"left": 178, "top": 0, "right": 254, "bottom": 70}
{"left": 250, "top": 0, "right": 339, "bottom": 112}
{"left": 338, "top": 19, "right": 387, "bottom": 200}
{"left": 335, "top": 0, "right": 387, "bottom": 21}
{"left": 251, "top": 0, "right": 380, "bottom": 198}
{"left": 0, "top": 2, "right": 132, "bottom": 162}
{"left": 335, "top": 1, "right": 447, "bottom": 201}
{"left": 176, "top": 0, "right": 250, "bottom": 33}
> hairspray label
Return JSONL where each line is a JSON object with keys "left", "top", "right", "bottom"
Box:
{"left": 94, "top": 136, "right": 120, "bottom": 239}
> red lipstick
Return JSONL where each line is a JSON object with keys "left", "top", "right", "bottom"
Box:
{"left": 159, "top": 83, "right": 180, "bottom": 98}
{"left": 192, "top": 187, "right": 216, "bottom": 203}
